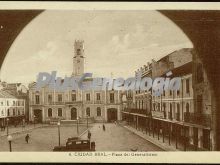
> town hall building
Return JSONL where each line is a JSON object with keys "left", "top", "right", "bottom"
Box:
{"left": 28, "top": 40, "right": 123, "bottom": 123}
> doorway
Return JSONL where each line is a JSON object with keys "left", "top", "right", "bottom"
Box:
{"left": 71, "top": 108, "right": 77, "bottom": 120}
{"left": 107, "top": 108, "right": 117, "bottom": 122}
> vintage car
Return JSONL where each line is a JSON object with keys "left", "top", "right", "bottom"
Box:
{"left": 53, "top": 137, "right": 95, "bottom": 151}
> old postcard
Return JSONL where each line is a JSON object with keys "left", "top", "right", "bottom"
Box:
{"left": 0, "top": 1, "right": 220, "bottom": 163}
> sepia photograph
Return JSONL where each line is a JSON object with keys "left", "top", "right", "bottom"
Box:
{"left": 0, "top": 2, "right": 219, "bottom": 163}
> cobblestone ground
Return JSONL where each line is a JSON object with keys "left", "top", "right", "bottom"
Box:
{"left": 81, "top": 123, "right": 163, "bottom": 151}
{"left": 0, "top": 124, "right": 88, "bottom": 151}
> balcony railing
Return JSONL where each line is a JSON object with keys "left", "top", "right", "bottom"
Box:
{"left": 94, "top": 100, "right": 102, "bottom": 104}
{"left": 123, "top": 108, "right": 150, "bottom": 116}
{"left": 175, "top": 113, "right": 180, "bottom": 121}
{"left": 65, "top": 101, "right": 82, "bottom": 104}
{"left": 184, "top": 112, "right": 211, "bottom": 127}
{"left": 48, "top": 101, "right": 65, "bottom": 105}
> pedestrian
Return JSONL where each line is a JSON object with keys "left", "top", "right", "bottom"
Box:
{"left": 25, "top": 134, "right": 30, "bottom": 144}
{"left": 102, "top": 124, "right": 105, "bottom": 131}
{"left": 87, "top": 130, "right": 91, "bottom": 141}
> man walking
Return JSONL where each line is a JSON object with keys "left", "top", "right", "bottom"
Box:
{"left": 102, "top": 124, "right": 105, "bottom": 131}
{"left": 25, "top": 134, "right": 30, "bottom": 144}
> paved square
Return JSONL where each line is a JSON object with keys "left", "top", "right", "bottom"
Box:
{"left": 0, "top": 124, "right": 88, "bottom": 151}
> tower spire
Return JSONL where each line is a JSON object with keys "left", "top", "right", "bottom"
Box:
{"left": 72, "top": 40, "right": 85, "bottom": 76}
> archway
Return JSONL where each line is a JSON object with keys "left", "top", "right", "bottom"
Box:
{"left": 33, "top": 109, "right": 42, "bottom": 123}
{"left": 0, "top": 10, "right": 219, "bottom": 150}
{"left": 107, "top": 108, "right": 118, "bottom": 122}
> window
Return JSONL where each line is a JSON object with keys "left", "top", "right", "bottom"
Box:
{"left": 48, "top": 108, "right": 52, "bottom": 117}
{"left": 58, "top": 108, "right": 62, "bottom": 117}
{"left": 7, "top": 101, "right": 9, "bottom": 106}
{"left": 86, "top": 93, "right": 90, "bottom": 101}
{"left": 77, "top": 49, "right": 80, "bottom": 55}
{"left": 7, "top": 109, "right": 9, "bottom": 116}
{"left": 170, "top": 90, "right": 172, "bottom": 96}
{"left": 197, "top": 95, "right": 203, "bottom": 114}
{"left": 158, "top": 103, "right": 160, "bottom": 111}
{"left": 96, "top": 93, "right": 101, "bottom": 101}
{"left": 48, "top": 94, "right": 52, "bottom": 103}
{"left": 35, "top": 95, "right": 40, "bottom": 104}
{"left": 13, "top": 109, "right": 15, "bottom": 116}
{"left": 169, "top": 103, "right": 172, "bottom": 119}
{"left": 18, "top": 110, "right": 20, "bottom": 116}
{"left": 110, "top": 93, "right": 114, "bottom": 103}
{"left": 86, "top": 107, "right": 90, "bottom": 117}
{"left": 163, "top": 103, "right": 166, "bottom": 118}
{"left": 58, "top": 94, "right": 62, "bottom": 102}
{"left": 186, "top": 79, "right": 190, "bottom": 94}
{"left": 142, "top": 100, "right": 144, "bottom": 109}
{"left": 13, "top": 101, "right": 16, "bottom": 106}
{"left": 186, "top": 103, "right": 190, "bottom": 113}
{"left": 97, "top": 107, "right": 101, "bottom": 116}
{"left": 72, "top": 94, "right": 76, "bottom": 101}
{"left": 177, "top": 90, "right": 180, "bottom": 96}
{"left": 176, "top": 103, "right": 180, "bottom": 121}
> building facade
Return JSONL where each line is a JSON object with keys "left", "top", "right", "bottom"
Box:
{"left": 29, "top": 40, "right": 122, "bottom": 123}
{"left": 122, "top": 48, "right": 213, "bottom": 151}
{"left": 0, "top": 90, "right": 25, "bottom": 127}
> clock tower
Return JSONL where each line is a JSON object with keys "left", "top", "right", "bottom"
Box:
{"left": 72, "top": 40, "right": 85, "bottom": 76}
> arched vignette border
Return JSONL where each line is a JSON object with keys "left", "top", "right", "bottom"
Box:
{"left": 0, "top": 10, "right": 220, "bottom": 150}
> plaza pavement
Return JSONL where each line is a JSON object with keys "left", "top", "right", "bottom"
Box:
{"left": 81, "top": 123, "right": 163, "bottom": 151}
{"left": 0, "top": 124, "right": 88, "bottom": 151}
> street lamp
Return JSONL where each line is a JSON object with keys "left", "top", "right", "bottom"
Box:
{"left": 7, "top": 135, "right": 13, "bottom": 152}
{"left": 57, "top": 121, "right": 61, "bottom": 146}
{"left": 22, "top": 118, "right": 25, "bottom": 131}
{"left": 6, "top": 118, "right": 9, "bottom": 136}
{"left": 77, "top": 117, "right": 79, "bottom": 136}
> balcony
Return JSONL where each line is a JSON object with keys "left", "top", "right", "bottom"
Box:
{"left": 175, "top": 113, "right": 180, "bottom": 121}
{"left": 123, "top": 108, "right": 149, "bottom": 116}
{"left": 48, "top": 101, "right": 65, "bottom": 105}
{"left": 94, "top": 100, "right": 102, "bottom": 104}
{"left": 184, "top": 112, "right": 211, "bottom": 127}
{"left": 152, "top": 111, "right": 165, "bottom": 119}
{"left": 30, "top": 101, "right": 41, "bottom": 105}
{"left": 65, "top": 101, "right": 82, "bottom": 104}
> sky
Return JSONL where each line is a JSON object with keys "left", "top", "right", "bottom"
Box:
{"left": 0, "top": 10, "right": 193, "bottom": 86}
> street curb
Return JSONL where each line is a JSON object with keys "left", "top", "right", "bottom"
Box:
{"left": 122, "top": 125, "right": 179, "bottom": 151}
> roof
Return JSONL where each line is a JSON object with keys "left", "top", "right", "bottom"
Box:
{"left": 0, "top": 90, "right": 17, "bottom": 99}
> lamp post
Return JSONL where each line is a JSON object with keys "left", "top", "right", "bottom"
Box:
{"left": 6, "top": 118, "right": 9, "bottom": 136}
{"left": 57, "top": 121, "right": 61, "bottom": 146}
{"left": 77, "top": 117, "right": 79, "bottom": 136}
{"left": 22, "top": 118, "right": 25, "bottom": 131}
{"left": 7, "top": 135, "right": 13, "bottom": 152}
